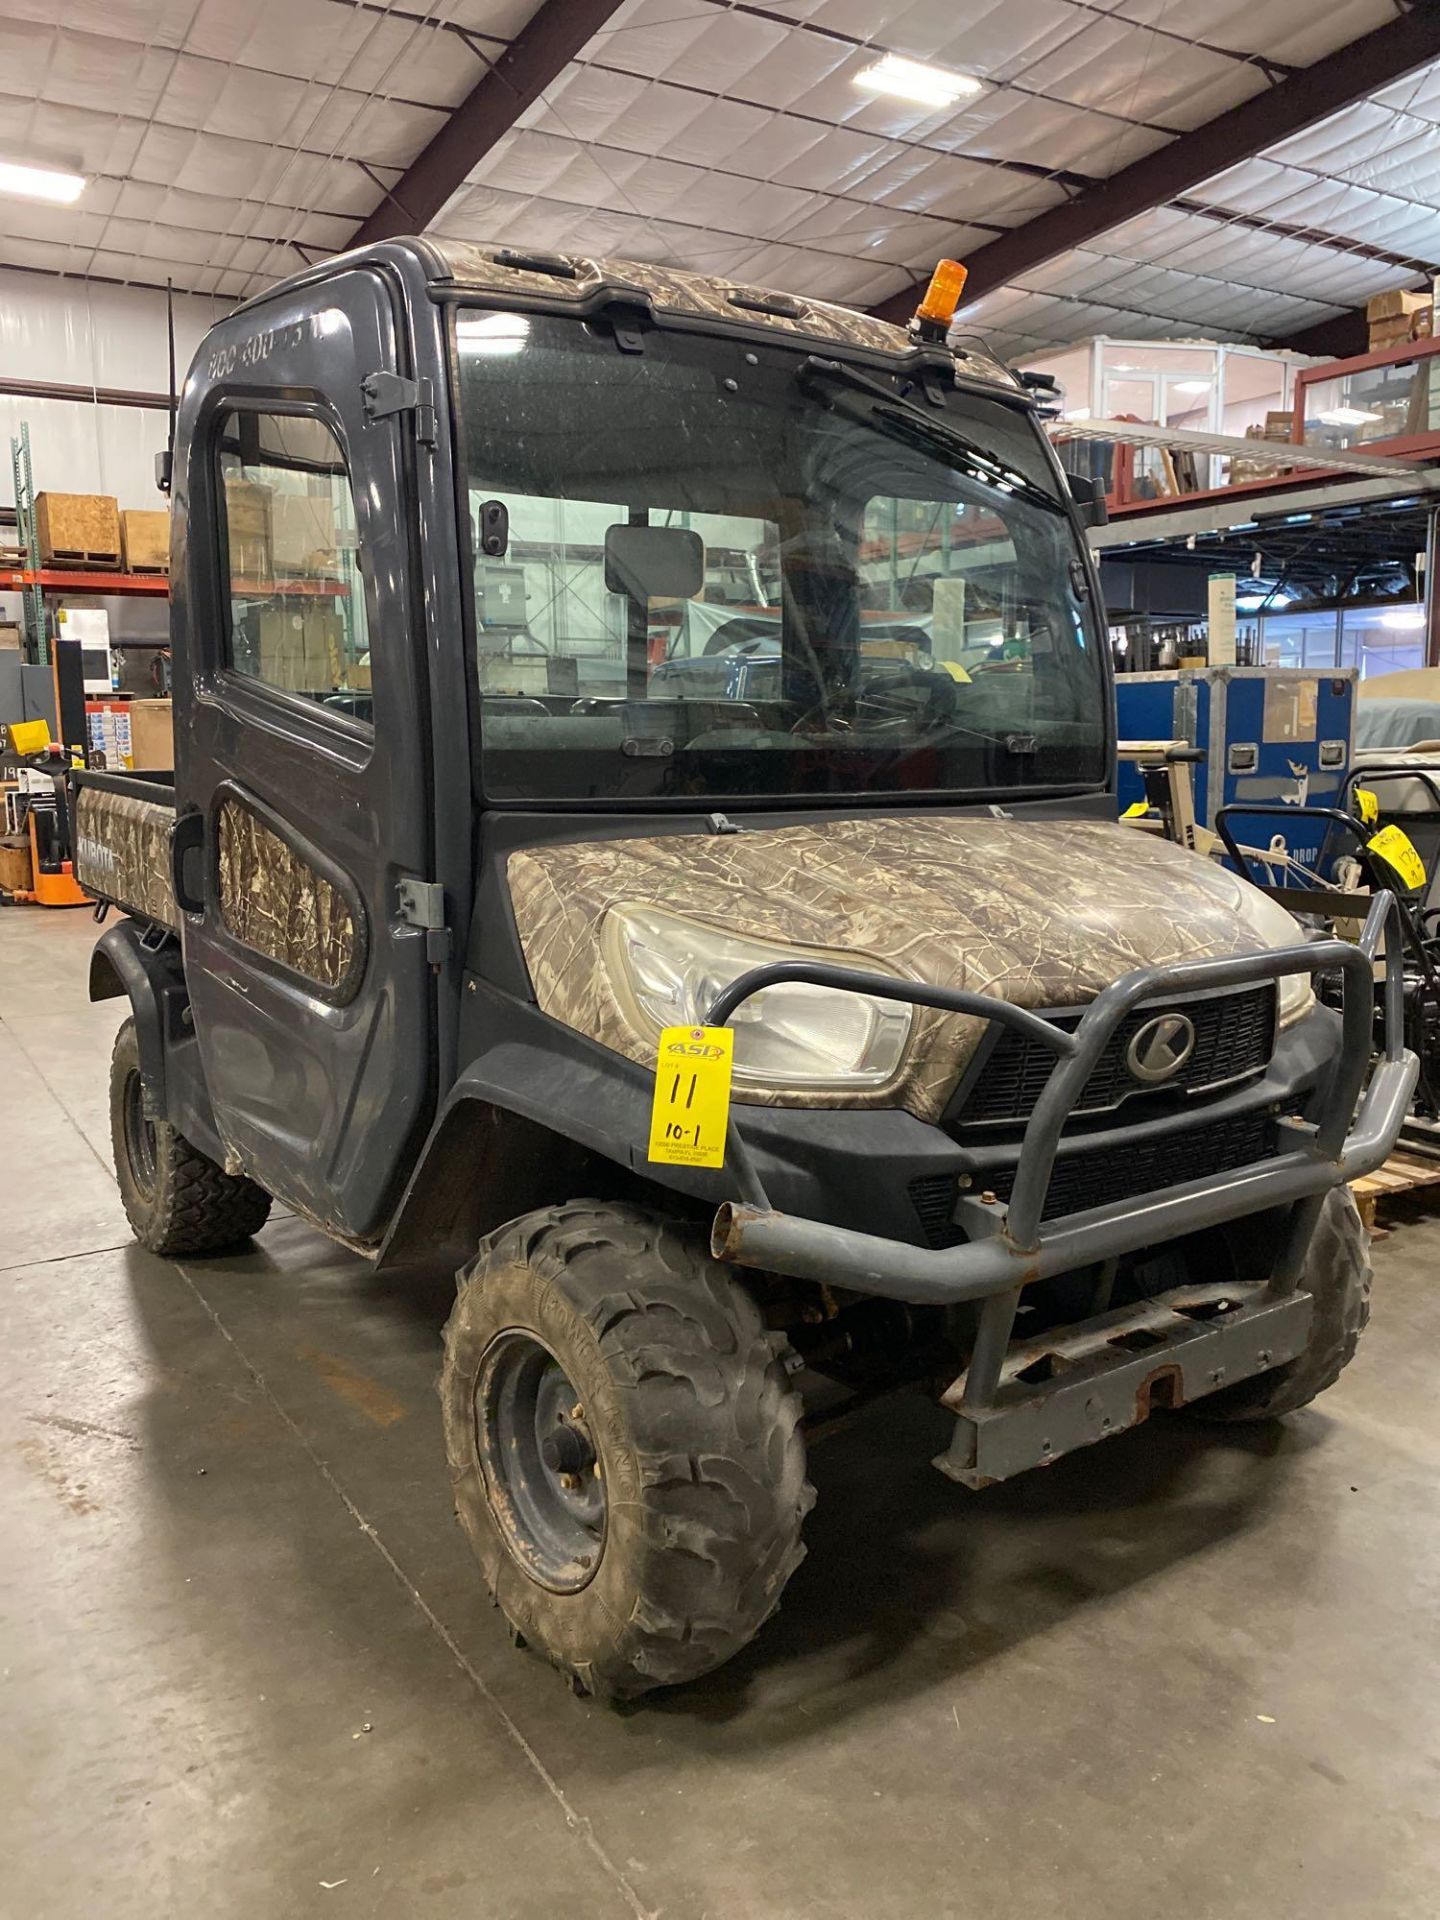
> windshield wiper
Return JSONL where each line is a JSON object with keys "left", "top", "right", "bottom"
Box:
{"left": 798, "top": 355, "right": 1062, "bottom": 518}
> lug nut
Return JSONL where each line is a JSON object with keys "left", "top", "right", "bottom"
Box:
{"left": 558, "top": 1472, "right": 578, "bottom": 1491}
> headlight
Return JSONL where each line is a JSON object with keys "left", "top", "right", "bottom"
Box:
{"left": 1190, "top": 863, "right": 1315, "bottom": 1028}
{"left": 601, "top": 906, "right": 914, "bottom": 1090}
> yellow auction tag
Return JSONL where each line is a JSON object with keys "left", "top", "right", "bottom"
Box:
{"left": 1367, "top": 823, "right": 1427, "bottom": 891}
{"left": 1354, "top": 786, "right": 1379, "bottom": 826}
{"left": 647, "top": 1026, "right": 734, "bottom": 1168}
{"left": 1121, "top": 800, "right": 1149, "bottom": 819}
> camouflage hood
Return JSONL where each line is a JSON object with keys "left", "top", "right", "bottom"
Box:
{"left": 506, "top": 815, "right": 1272, "bottom": 1119}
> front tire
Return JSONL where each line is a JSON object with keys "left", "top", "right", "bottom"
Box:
{"left": 439, "top": 1201, "right": 812, "bottom": 1700}
{"left": 109, "top": 1017, "right": 272, "bottom": 1256}
{"left": 1193, "top": 1186, "right": 1371, "bottom": 1422}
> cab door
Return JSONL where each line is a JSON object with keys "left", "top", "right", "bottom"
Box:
{"left": 173, "top": 268, "right": 435, "bottom": 1243}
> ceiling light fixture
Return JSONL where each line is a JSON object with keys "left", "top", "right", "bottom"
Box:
{"left": 1173, "top": 380, "right": 1211, "bottom": 395}
{"left": 0, "top": 159, "right": 85, "bottom": 204}
{"left": 456, "top": 310, "right": 531, "bottom": 357}
{"left": 853, "top": 54, "right": 983, "bottom": 109}
{"left": 1379, "top": 606, "right": 1426, "bottom": 631}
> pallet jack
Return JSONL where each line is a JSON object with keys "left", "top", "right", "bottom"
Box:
{"left": 0, "top": 724, "right": 89, "bottom": 909}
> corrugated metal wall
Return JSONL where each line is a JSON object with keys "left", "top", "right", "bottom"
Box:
{"left": 0, "top": 268, "right": 231, "bottom": 508}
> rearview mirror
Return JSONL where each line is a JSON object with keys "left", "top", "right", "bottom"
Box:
{"left": 604, "top": 524, "right": 704, "bottom": 601}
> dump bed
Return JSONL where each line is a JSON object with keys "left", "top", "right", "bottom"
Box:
{"left": 71, "top": 771, "right": 180, "bottom": 934}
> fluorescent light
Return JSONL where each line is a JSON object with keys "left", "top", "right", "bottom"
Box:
{"left": 1173, "top": 380, "right": 1211, "bottom": 395}
{"left": 1318, "top": 406, "right": 1381, "bottom": 426}
{"left": 1379, "top": 607, "right": 1426, "bottom": 631}
{"left": 0, "top": 159, "right": 85, "bottom": 204}
{"left": 853, "top": 54, "right": 983, "bottom": 109}
{"left": 456, "top": 310, "right": 530, "bottom": 357}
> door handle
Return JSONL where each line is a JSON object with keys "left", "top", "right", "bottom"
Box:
{"left": 170, "top": 809, "right": 206, "bottom": 916}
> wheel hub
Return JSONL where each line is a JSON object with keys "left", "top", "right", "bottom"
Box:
{"left": 122, "top": 1069, "right": 158, "bottom": 1198}
{"left": 475, "top": 1331, "right": 605, "bottom": 1593}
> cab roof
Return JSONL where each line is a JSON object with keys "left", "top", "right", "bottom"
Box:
{"left": 420, "top": 238, "right": 1018, "bottom": 388}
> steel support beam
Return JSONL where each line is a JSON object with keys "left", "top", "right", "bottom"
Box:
{"left": 872, "top": 7, "right": 1440, "bottom": 326}
{"left": 351, "top": 0, "right": 628, "bottom": 247}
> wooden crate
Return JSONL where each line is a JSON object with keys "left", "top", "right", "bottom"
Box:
{"left": 35, "top": 492, "right": 121, "bottom": 568}
{"left": 120, "top": 508, "right": 170, "bottom": 574}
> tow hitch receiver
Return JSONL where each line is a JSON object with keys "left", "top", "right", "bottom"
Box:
{"left": 934, "top": 1282, "right": 1314, "bottom": 1489}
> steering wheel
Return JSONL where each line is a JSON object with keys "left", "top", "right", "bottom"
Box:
{"left": 788, "top": 665, "right": 957, "bottom": 737}
{"left": 855, "top": 664, "right": 958, "bottom": 730}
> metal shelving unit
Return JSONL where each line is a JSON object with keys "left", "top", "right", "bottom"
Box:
{"left": 9, "top": 423, "right": 49, "bottom": 663}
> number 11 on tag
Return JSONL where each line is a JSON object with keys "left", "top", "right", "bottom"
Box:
{"left": 647, "top": 1026, "right": 735, "bottom": 1169}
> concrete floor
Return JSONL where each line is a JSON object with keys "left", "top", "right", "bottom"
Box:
{"left": 3, "top": 906, "right": 1439, "bottom": 1920}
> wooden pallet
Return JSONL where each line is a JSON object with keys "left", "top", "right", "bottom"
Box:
{"left": 1351, "top": 1150, "right": 1440, "bottom": 1234}
{"left": 45, "top": 550, "right": 121, "bottom": 569}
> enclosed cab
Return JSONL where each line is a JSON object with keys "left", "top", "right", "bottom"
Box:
{"left": 73, "top": 239, "right": 1414, "bottom": 1699}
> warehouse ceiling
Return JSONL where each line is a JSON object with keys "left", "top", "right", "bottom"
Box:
{"left": 1, "top": 0, "right": 1439, "bottom": 360}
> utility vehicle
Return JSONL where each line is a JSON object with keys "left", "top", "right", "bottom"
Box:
{"left": 72, "top": 239, "right": 1416, "bottom": 1699}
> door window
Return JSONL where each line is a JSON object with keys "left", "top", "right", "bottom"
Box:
{"left": 215, "top": 411, "right": 372, "bottom": 720}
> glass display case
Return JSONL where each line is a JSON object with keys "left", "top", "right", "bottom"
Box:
{"left": 1292, "top": 336, "right": 1440, "bottom": 459}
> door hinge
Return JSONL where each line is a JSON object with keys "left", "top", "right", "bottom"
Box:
{"left": 397, "top": 876, "right": 452, "bottom": 965}
{"left": 362, "top": 370, "right": 436, "bottom": 445}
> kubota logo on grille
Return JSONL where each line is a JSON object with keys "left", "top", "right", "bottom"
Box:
{"left": 1125, "top": 1012, "right": 1196, "bottom": 1083}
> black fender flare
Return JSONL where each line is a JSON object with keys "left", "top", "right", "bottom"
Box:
{"left": 374, "top": 1020, "right": 724, "bottom": 1271}
{"left": 373, "top": 992, "right": 958, "bottom": 1271}
{"left": 89, "top": 918, "right": 188, "bottom": 1114}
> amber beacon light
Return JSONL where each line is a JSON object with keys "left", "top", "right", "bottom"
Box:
{"left": 912, "top": 259, "right": 968, "bottom": 340}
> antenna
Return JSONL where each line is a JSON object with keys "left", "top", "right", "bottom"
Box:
{"left": 157, "top": 278, "right": 177, "bottom": 494}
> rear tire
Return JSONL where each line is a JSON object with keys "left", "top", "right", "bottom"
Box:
{"left": 439, "top": 1200, "right": 812, "bottom": 1700}
{"left": 109, "top": 1017, "right": 272, "bottom": 1256}
{"left": 1192, "top": 1186, "right": 1371, "bottom": 1422}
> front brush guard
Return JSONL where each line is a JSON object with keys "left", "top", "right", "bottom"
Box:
{"left": 705, "top": 893, "right": 1416, "bottom": 1483}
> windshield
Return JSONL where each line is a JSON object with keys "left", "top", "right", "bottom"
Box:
{"left": 454, "top": 309, "right": 1107, "bottom": 804}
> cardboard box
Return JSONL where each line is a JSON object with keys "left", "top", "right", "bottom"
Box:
{"left": 121, "top": 508, "right": 170, "bottom": 573}
{"left": 1370, "top": 314, "right": 1417, "bottom": 348}
{"left": 1368, "top": 300, "right": 1433, "bottom": 351}
{"left": 1366, "top": 289, "right": 1431, "bottom": 324}
{"left": 128, "top": 698, "right": 173, "bottom": 771}
{"left": 270, "top": 491, "right": 337, "bottom": 575}
{"left": 224, "top": 479, "right": 272, "bottom": 580}
{"left": 256, "top": 606, "right": 341, "bottom": 694}
{"left": 0, "top": 838, "right": 32, "bottom": 892}
{"left": 0, "top": 623, "right": 20, "bottom": 652}
{"left": 225, "top": 479, "right": 272, "bottom": 538}
{"left": 1261, "top": 410, "right": 1294, "bottom": 442}
{"left": 229, "top": 533, "right": 272, "bottom": 582}
{"left": 35, "top": 492, "right": 121, "bottom": 567}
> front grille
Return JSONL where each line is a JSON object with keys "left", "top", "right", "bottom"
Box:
{"left": 909, "top": 1110, "right": 1275, "bottom": 1245}
{"left": 953, "top": 984, "right": 1277, "bottom": 1129}
{"left": 908, "top": 1173, "right": 967, "bottom": 1250}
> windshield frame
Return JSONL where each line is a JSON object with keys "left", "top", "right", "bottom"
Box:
{"left": 444, "top": 298, "right": 1115, "bottom": 815}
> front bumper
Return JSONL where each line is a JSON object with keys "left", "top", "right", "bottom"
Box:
{"left": 706, "top": 894, "right": 1416, "bottom": 1482}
